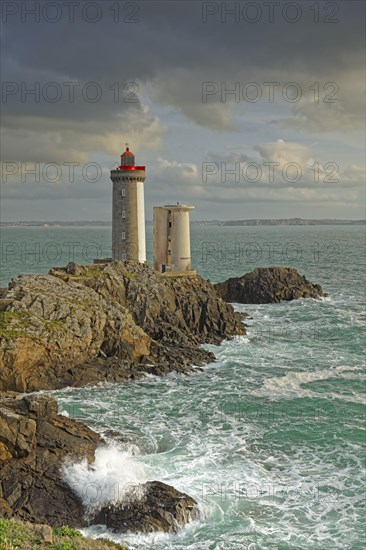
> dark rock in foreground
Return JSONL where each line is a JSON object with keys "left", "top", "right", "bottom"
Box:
{"left": 0, "top": 393, "right": 99, "bottom": 528}
{"left": 0, "top": 261, "right": 245, "bottom": 392}
{"left": 92, "top": 480, "right": 200, "bottom": 534}
{"left": 215, "top": 267, "right": 326, "bottom": 304}
{"left": 0, "top": 394, "right": 198, "bottom": 535}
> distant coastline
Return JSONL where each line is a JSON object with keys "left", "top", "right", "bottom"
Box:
{"left": 1, "top": 218, "right": 365, "bottom": 227}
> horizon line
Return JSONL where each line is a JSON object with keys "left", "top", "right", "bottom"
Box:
{"left": 1, "top": 218, "right": 365, "bottom": 225}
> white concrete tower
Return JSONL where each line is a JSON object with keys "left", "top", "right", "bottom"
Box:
{"left": 154, "top": 204, "right": 195, "bottom": 274}
{"left": 110, "top": 145, "right": 146, "bottom": 262}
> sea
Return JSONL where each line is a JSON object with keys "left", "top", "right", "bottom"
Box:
{"left": 0, "top": 225, "right": 365, "bottom": 550}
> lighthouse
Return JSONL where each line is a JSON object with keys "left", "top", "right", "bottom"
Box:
{"left": 110, "top": 146, "right": 146, "bottom": 262}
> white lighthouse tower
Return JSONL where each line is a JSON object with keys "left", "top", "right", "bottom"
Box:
{"left": 110, "top": 145, "right": 146, "bottom": 262}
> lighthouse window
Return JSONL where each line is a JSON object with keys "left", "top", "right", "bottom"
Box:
{"left": 122, "top": 232, "right": 125, "bottom": 240}
{"left": 169, "top": 222, "right": 172, "bottom": 228}
{"left": 121, "top": 189, "right": 125, "bottom": 197}
{"left": 122, "top": 210, "right": 126, "bottom": 218}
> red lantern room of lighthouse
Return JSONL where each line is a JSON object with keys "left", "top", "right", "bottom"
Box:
{"left": 118, "top": 146, "right": 146, "bottom": 171}
{"left": 110, "top": 145, "right": 147, "bottom": 263}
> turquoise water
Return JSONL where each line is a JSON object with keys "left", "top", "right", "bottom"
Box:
{"left": 1, "top": 226, "right": 365, "bottom": 549}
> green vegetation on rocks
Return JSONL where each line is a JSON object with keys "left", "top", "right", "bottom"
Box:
{"left": 0, "top": 518, "right": 127, "bottom": 549}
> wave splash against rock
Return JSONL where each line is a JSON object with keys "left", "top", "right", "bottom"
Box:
{"left": 0, "top": 394, "right": 200, "bottom": 535}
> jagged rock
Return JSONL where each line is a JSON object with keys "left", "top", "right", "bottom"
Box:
{"left": 0, "top": 261, "right": 245, "bottom": 392}
{"left": 0, "top": 394, "right": 100, "bottom": 528}
{"left": 215, "top": 267, "right": 326, "bottom": 304}
{"left": 32, "top": 523, "right": 53, "bottom": 545}
{"left": 92, "top": 480, "right": 200, "bottom": 534}
{"left": 65, "top": 261, "right": 82, "bottom": 276}
{"left": 0, "top": 497, "right": 12, "bottom": 516}
{"left": 0, "top": 273, "right": 151, "bottom": 392}
{"left": 0, "top": 406, "right": 36, "bottom": 459}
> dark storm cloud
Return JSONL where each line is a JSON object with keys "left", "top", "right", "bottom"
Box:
{"left": 3, "top": 2, "right": 364, "bottom": 75}
{"left": 2, "top": 0, "right": 364, "bottom": 123}
{"left": 2, "top": 1, "right": 364, "bottom": 110}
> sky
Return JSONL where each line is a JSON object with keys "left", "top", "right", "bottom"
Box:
{"left": 1, "top": 0, "right": 365, "bottom": 221}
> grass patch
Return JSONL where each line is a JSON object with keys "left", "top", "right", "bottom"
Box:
{"left": 124, "top": 272, "right": 137, "bottom": 280}
{"left": 52, "top": 543, "right": 78, "bottom": 550}
{"left": 46, "top": 320, "right": 65, "bottom": 332}
{"left": 54, "top": 527, "right": 81, "bottom": 539}
{"left": 0, "top": 518, "right": 27, "bottom": 548}
{"left": 0, "top": 311, "right": 31, "bottom": 339}
{"left": 0, "top": 520, "right": 128, "bottom": 549}
{"left": 80, "top": 267, "right": 105, "bottom": 278}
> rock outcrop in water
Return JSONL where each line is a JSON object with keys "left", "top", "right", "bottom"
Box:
{"left": 0, "top": 261, "right": 245, "bottom": 392}
{"left": 0, "top": 393, "right": 199, "bottom": 534}
{"left": 92, "top": 481, "right": 200, "bottom": 534}
{"left": 215, "top": 267, "right": 326, "bottom": 304}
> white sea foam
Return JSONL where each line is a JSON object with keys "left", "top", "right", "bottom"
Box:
{"left": 254, "top": 365, "right": 365, "bottom": 403}
{"left": 81, "top": 517, "right": 204, "bottom": 550}
{"left": 62, "top": 445, "right": 150, "bottom": 512}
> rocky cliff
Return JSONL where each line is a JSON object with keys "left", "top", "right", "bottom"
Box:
{"left": 0, "top": 261, "right": 245, "bottom": 392}
{"left": 214, "top": 267, "right": 326, "bottom": 304}
{"left": 0, "top": 394, "right": 99, "bottom": 527}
